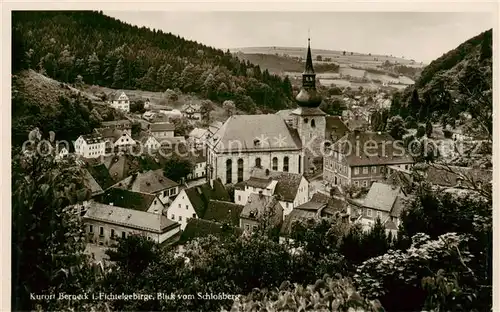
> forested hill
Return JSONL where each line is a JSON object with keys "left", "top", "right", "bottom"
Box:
{"left": 392, "top": 29, "right": 492, "bottom": 137}
{"left": 12, "top": 11, "right": 294, "bottom": 112}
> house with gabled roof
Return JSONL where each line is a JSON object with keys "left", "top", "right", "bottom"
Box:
{"left": 240, "top": 193, "right": 283, "bottom": 234}
{"left": 83, "top": 201, "right": 180, "bottom": 246}
{"left": 167, "top": 179, "right": 230, "bottom": 230}
{"left": 112, "top": 169, "right": 179, "bottom": 206}
{"left": 74, "top": 134, "right": 106, "bottom": 159}
{"left": 346, "top": 182, "right": 410, "bottom": 236}
{"left": 182, "top": 103, "right": 202, "bottom": 120}
{"left": 234, "top": 168, "right": 309, "bottom": 217}
{"left": 95, "top": 188, "right": 165, "bottom": 215}
{"left": 108, "top": 91, "right": 130, "bottom": 112}
{"left": 148, "top": 122, "right": 175, "bottom": 141}
{"left": 325, "top": 116, "right": 350, "bottom": 144}
{"left": 95, "top": 128, "right": 136, "bottom": 152}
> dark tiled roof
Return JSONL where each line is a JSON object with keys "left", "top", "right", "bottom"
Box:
{"left": 114, "top": 169, "right": 178, "bottom": 194}
{"left": 331, "top": 131, "right": 414, "bottom": 166}
{"left": 95, "top": 128, "right": 129, "bottom": 142}
{"left": 310, "top": 192, "right": 346, "bottom": 215}
{"left": 178, "top": 218, "right": 242, "bottom": 244}
{"left": 280, "top": 209, "right": 316, "bottom": 237}
{"left": 344, "top": 119, "right": 369, "bottom": 131}
{"left": 81, "top": 134, "right": 105, "bottom": 144}
{"left": 203, "top": 200, "right": 244, "bottom": 227}
{"left": 248, "top": 168, "right": 304, "bottom": 202}
{"left": 418, "top": 165, "right": 492, "bottom": 189}
{"left": 184, "top": 179, "right": 230, "bottom": 218}
{"left": 149, "top": 122, "right": 175, "bottom": 132}
{"left": 96, "top": 188, "right": 158, "bottom": 212}
{"left": 325, "top": 116, "right": 350, "bottom": 141}
{"left": 294, "top": 201, "right": 325, "bottom": 211}
{"left": 87, "top": 164, "right": 115, "bottom": 190}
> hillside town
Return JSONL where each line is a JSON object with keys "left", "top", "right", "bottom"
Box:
{"left": 11, "top": 10, "right": 493, "bottom": 312}
{"left": 30, "top": 38, "right": 491, "bottom": 263}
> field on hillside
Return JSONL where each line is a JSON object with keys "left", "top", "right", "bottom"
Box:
{"left": 232, "top": 46, "right": 426, "bottom": 69}
{"left": 83, "top": 86, "right": 235, "bottom": 124}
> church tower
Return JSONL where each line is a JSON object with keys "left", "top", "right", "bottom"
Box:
{"left": 292, "top": 38, "right": 326, "bottom": 176}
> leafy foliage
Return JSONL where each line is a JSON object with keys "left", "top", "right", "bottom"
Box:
{"left": 163, "top": 156, "right": 194, "bottom": 183}
{"left": 11, "top": 133, "right": 102, "bottom": 311}
{"left": 385, "top": 115, "right": 406, "bottom": 140}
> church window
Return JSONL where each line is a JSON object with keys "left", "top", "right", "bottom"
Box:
{"left": 255, "top": 157, "right": 261, "bottom": 168}
{"left": 311, "top": 119, "right": 316, "bottom": 128}
{"left": 298, "top": 155, "right": 301, "bottom": 173}
{"left": 283, "top": 157, "right": 289, "bottom": 172}
{"left": 272, "top": 157, "right": 278, "bottom": 171}
{"left": 237, "top": 159, "right": 244, "bottom": 183}
{"left": 226, "top": 159, "right": 232, "bottom": 184}
{"left": 304, "top": 118, "right": 309, "bottom": 124}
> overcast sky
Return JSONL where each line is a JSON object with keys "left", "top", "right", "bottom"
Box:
{"left": 104, "top": 11, "right": 493, "bottom": 63}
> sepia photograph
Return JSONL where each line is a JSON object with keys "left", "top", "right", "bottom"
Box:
{"left": 7, "top": 3, "right": 496, "bottom": 312}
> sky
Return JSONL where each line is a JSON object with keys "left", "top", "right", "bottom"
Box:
{"left": 104, "top": 11, "right": 494, "bottom": 64}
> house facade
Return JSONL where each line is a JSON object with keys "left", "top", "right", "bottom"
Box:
{"left": 323, "top": 130, "right": 414, "bottom": 187}
{"left": 149, "top": 122, "right": 175, "bottom": 141}
{"left": 84, "top": 202, "right": 180, "bottom": 245}
{"left": 112, "top": 169, "right": 179, "bottom": 206}
{"left": 109, "top": 91, "right": 130, "bottom": 113}
{"left": 167, "top": 179, "right": 230, "bottom": 230}
{"left": 140, "top": 135, "right": 162, "bottom": 151}
{"left": 100, "top": 120, "right": 132, "bottom": 136}
{"left": 346, "top": 182, "right": 408, "bottom": 236}
{"left": 74, "top": 135, "right": 106, "bottom": 159}
{"left": 183, "top": 104, "right": 202, "bottom": 120}
{"left": 234, "top": 169, "right": 309, "bottom": 217}
{"left": 239, "top": 193, "right": 284, "bottom": 233}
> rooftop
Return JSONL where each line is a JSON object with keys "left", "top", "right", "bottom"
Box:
{"left": 361, "top": 182, "right": 404, "bottom": 212}
{"left": 149, "top": 122, "right": 175, "bottom": 132}
{"left": 203, "top": 200, "right": 244, "bottom": 227}
{"left": 95, "top": 188, "right": 159, "bottom": 212}
{"left": 178, "top": 218, "right": 242, "bottom": 245}
{"left": 331, "top": 131, "right": 414, "bottom": 166}
{"left": 184, "top": 179, "right": 230, "bottom": 217}
{"left": 81, "top": 134, "right": 105, "bottom": 144}
{"left": 240, "top": 193, "right": 283, "bottom": 220}
{"left": 113, "top": 169, "right": 179, "bottom": 194}
{"left": 245, "top": 168, "right": 305, "bottom": 202}
{"left": 84, "top": 202, "right": 178, "bottom": 234}
{"left": 210, "top": 114, "right": 302, "bottom": 153}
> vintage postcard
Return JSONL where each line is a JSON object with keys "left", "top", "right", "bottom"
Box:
{"left": 4, "top": 2, "right": 497, "bottom": 311}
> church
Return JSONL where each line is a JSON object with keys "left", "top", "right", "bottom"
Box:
{"left": 206, "top": 39, "right": 347, "bottom": 184}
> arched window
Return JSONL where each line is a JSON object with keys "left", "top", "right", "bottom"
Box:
{"left": 298, "top": 155, "right": 301, "bottom": 173}
{"left": 237, "top": 159, "right": 244, "bottom": 183}
{"left": 311, "top": 119, "right": 316, "bottom": 128}
{"left": 283, "top": 156, "right": 289, "bottom": 172}
{"left": 255, "top": 157, "right": 261, "bottom": 168}
{"left": 226, "top": 159, "right": 232, "bottom": 184}
{"left": 304, "top": 118, "right": 309, "bottom": 124}
{"left": 272, "top": 157, "right": 278, "bottom": 171}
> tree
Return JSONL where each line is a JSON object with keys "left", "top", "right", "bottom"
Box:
{"left": 416, "top": 125, "right": 425, "bottom": 138}
{"left": 200, "top": 100, "right": 214, "bottom": 122}
{"left": 404, "top": 116, "right": 418, "bottom": 129}
{"left": 425, "top": 121, "right": 433, "bottom": 138}
{"left": 386, "top": 115, "right": 407, "bottom": 140}
{"left": 171, "top": 117, "right": 193, "bottom": 137}
{"left": 410, "top": 89, "right": 422, "bottom": 118}
{"left": 163, "top": 156, "right": 193, "bottom": 183}
{"left": 223, "top": 100, "right": 235, "bottom": 117}
{"left": 12, "top": 132, "right": 101, "bottom": 311}
{"left": 112, "top": 58, "right": 126, "bottom": 88}
{"left": 130, "top": 100, "right": 145, "bottom": 114}
{"left": 316, "top": 55, "right": 322, "bottom": 61}
{"left": 390, "top": 92, "right": 402, "bottom": 116}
